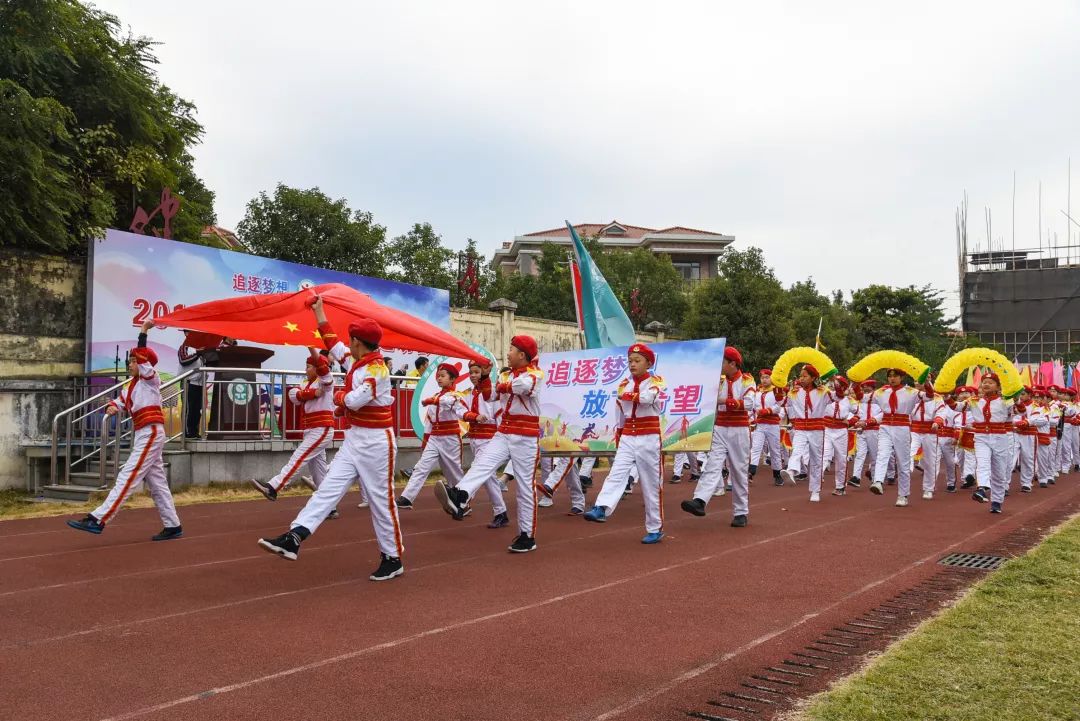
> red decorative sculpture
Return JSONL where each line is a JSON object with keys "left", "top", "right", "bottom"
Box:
{"left": 129, "top": 187, "right": 181, "bottom": 239}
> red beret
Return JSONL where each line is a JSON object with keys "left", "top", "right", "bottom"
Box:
{"left": 759, "top": 368, "right": 772, "bottom": 376}
{"left": 1049, "top": 384, "right": 1064, "bottom": 393}
{"left": 306, "top": 355, "right": 330, "bottom": 375}
{"left": 1067, "top": 388, "right": 1078, "bottom": 397}
{"left": 627, "top": 343, "right": 655, "bottom": 365}
{"left": 510, "top": 335, "right": 538, "bottom": 361}
{"left": 1022, "top": 385, "right": 1035, "bottom": 395}
{"left": 468, "top": 357, "right": 492, "bottom": 369}
{"left": 954, "top": 385, "right": 975, "bottom": 394}
{"left": 130, "top": 347, "right": 158, "bottom": 366}
{"left": 860, "top": 380, "right": 878, "bottom": 390}
{"left": 833, "top": 375, "right": 849, "bottom": 392}
{"left": 982, "top": 372, "right": 1000, "bottom": 384}
{"left": 348, "top": 319, "right": 382, "bottom": 346}
{"left": 723, "top": 347, "right": 742, "bottom": 367}
{"left": 802, "top": 363, "right": 820, "bottom": 379}
{"left": 436, "top": 362, "right": 459, "bottom": 380}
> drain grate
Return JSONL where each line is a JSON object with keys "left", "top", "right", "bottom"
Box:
{"left": 938, "top": 552, "right": 1006, "bottom": 570}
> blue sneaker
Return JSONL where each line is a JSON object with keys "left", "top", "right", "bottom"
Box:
{"left": 641, "top": 531, "right": 664, "bottom": 544}
{"left": 583, "top": 506, "right": 607, "bottom": 523}
{"left": 990, "top": 501, "right": 1002, "bottom": 514}
{"left": 66, "top": 515, "right": 104, "bottom": 534}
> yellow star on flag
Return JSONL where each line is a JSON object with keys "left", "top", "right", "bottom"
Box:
{"left": 312, "top": 329, "right": 322, "bottom": 340}
{"left": 283, "top": 321, "right": 299, "bottom": 332}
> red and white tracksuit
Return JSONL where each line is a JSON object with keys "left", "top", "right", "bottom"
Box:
{"left": 541, "top": 457, "right": 586, "bottom": 510}
{"left": 967, "top": 395, "right": 1017, "bottom": 505}
{"left": 866, "top": 385, "right": 925, "bottom": 499}
{"left": 822, "top": 396, "right": 855, "bottom": 491}
{"left": 1046, "top": 401, "right": 1064, "bottom": 476}
{"left": 1013, "top": 403, "right": 1049, "bottom": 489}
{"left": 953, "top": 403, "right": 978, "bottom": 482}
{"left": 851, "top": 396, "right": 882, "bottom": 482}
{"left": 594, "top": 372, "right": 667, "bottom": 531}
{"left": 92, "top": 360, "right": 180, "bottom": 528}
{"left": 457, "top": 364, "right": 544, "bottom": 536}
{"left": 693, "top": 372, "right": 756, "bottom": 516}
{"left": 936, "top": 404, "right": 961, "bottom": 488}
{"left": 1062, "top": 402, "right": 1080, "bottom": 473}
{"left": 293, "top": 330, "right": 402, "bottom": 558}
{"left": 910, "top": 396, "right": 945, "bottom": 494}
{"left": 401, "top": 389, "right": 468, "bottom": 502}
{"left": 462, "top": 379, "right": 508, "bottom": 518}
{"left": 269, "top": 371, "right": 336, "bottom": 493}
{"left": 783, "top": 386, "right": 834, "bottom": 496}
{"left": 750, "top": 385, "right": 785, "bottom": 471}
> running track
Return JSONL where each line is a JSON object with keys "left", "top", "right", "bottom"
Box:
{"left": 1, "top": 473, "right": 1077, "bottom": 721}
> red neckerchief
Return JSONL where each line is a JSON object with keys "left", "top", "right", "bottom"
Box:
{"left": 470, "top": 379, "right": 492, "bottom": 414}
{"left": 344, "top": 350, "right": 384, "bottom": 391}
{"left": 124, "top": 371, "right": 139, "bottom": 410}
{"left": 981, "top": 392, "right": 1000, "bottom": 423}
{"left": 888, "top": 383, "right": 902, "bottom": 413}
{"left": 630, "top": 372, "right": 651, "bottom": 419}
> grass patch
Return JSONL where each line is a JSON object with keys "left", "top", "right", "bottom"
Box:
{"left": 792, "top": 515, "right": 1080, "bottom": 721}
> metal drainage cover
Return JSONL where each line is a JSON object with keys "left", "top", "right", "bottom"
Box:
{"left": 939, "top": 553, "right": 1005, "bottom": 570}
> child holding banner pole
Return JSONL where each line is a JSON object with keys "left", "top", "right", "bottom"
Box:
{"left": 583, "top": 344, "right": 667, "bottom": 544}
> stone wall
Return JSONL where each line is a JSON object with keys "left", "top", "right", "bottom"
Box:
{"left": 450, "top": 300, "right": 666, "bottom": 362}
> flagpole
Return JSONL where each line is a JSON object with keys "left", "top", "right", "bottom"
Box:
{"left": 814, "top": 316, "right": 824, "bottom": 351}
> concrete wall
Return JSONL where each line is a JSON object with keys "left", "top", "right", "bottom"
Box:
{"left": 0, "top": 249, "right": 87, "bottom": 489}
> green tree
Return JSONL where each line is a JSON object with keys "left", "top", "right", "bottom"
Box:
{"left": 848, "top": 284, "right": 956, "bottom": 370}
{"left": 385, "top": 223, "right": 455, "bottom": 288}
{"left": 237, "top": 184, "right": 386, "bottom": 277}
{"left": 454, "top": 238, "right": 496, "bottom": 309}
{"left": 0, "top": 0, "right": 216, "bottom": 249}
{"left": 485, "top": 242, "right": 575, "bottom": 322}
{"left": 789, "top": 280, "right": 859, "bottom": 372}
{"left": 593, "top": 246, "right": 689, "bottom": 330}
{"left": 685, "top": 247, "right": 796, "bottom": 372}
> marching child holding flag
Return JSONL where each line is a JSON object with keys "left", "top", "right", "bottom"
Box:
{"left": 398, "top": 363, "right": 470, "bottom": 509}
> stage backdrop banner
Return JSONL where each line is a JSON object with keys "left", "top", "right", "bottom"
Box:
{"left": 536, "top": 338, "right": 726, "bottom": 454}
{"left": 87, "top": 229, "right": 451, "bottom": 378}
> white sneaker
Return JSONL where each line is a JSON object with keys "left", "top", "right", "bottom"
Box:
{"left": 780, "top": 469, "right": 796, "bottom": 485}
{"left": 299, "top": 476, "right": 317, "bottom": 491}
{"left": 922, "top": 491, "right": 933, "bottom": 500}
{"left": 537, "top": 495, "right": 553, "bottom": 508}
{"left": 714, "top": 486, "right": 726, "bottom": 496}
{"left": 357, "top": 500, "right": 369, "bottom": 508}
{"left": 809, "top": 492, "right": 820, "bottom": 502}
{"left": 896, "top": 496, "right": 909, "bottom": 507}
{"left": 870, "top": 482, "right": 884, "bottom": 496}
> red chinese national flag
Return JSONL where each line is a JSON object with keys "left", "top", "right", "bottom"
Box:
{"left": 155, "top": 283, "right": 485, "bottom": 362}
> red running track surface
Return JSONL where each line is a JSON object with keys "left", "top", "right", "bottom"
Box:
{"left": 1, "top": 472, "right": 1077, "bottom": 721}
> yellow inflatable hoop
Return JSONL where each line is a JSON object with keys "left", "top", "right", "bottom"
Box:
{"left": 771, "top": 346, "right": 838, "bottom": 386}
{"left": 847, "top": 350, "right": 930, "bottom": 384}
{"left": 934, "top": 347, "right": 1023, "bottom": 398}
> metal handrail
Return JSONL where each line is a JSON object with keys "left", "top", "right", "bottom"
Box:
{"left": 48, "top": 369, "right": 197, "bottom": 489}
{"left": 47, "top": 365, "right": 417, "bottom": 491}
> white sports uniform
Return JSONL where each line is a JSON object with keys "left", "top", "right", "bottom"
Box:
{"left": 692, "top": 372, "right": 756, "bottom": 516}
{"left": 269, "top": 368, "right": 336, "bottom": 493}
{"left": 401, "top": 388, "right": 469, "bottom": 502}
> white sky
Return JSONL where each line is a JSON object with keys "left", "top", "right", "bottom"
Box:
{"left": 93, "top": 0, "right": 1080, "bottom": 319}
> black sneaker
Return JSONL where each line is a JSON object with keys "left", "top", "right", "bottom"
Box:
{"left": 433, "top": 480, "right": 465, "bottom": 520}
{"left": 369, "top": 553, "right": 404, "bottom": 581}
{"left": 487, "top": 512, "right": 509, "bottom": 528}
{"left": 730, "top": 514, "right": 748, "bottom": 528}
{"left": 886, "top": 477, "right": 896, "bottom": 486}
{"left": 66, "top": 515, "right": 104, "bottom": 535}
{"left": 946, "top": 483, "right": 956, "bottom": 493}
{"left": 1020, "top": 486, "right": 1032, "bottom": 493}
{"left": 961, "top": 475, "right": 976, "bottom": 489}
{"left": 1039, "top": 482, "right": 1048, "bottom": 488}
{"left": 151, "top": 525, "right": 183, "bottom": 541}
{"left": 326, "top": 508, "right": 340, "bottom": 520}
{"left": 396, "top": 496, "right": 413, "bottom": 509}
{"left": 401, "top": 468, "right": 413, "bottom": 478}
{"left": 1048, "top": 477, "right": 1057, "bottom": 485}
{"left": 257, "top": 530, "right": 303, "bottom": 560}
{"left": 722, "top": 468, "right": 730, "bottom": 480}
{"left": 579, "top": 476, "right": 593, "bottom": 489}
{"left": 773, "top": 470, "right": 783, "bottom": 487}
{"left": 971, "top": 487, "right": 988, "bottom": 504}
{"left": 669, "top": 474, "right": 682, "bottom": 484}
{"left": 249, "top": 479, "right": 277, "bottom": 501}
{"left": 847, "top": 476, "right": 861, "bottom": 487}
{"left": 748, "top": 464, "right": 758, "bottom": 479}
{"left": 796, "top": 473, "right": 808, "bottom": 482}
{"left": 536, "top": 483, "right": 554, "bottom": 499}
{"left": 990, "top": 501, "right": 1002, "bottom": 514}
{"left": 508, "top": 533, "right": 536, "bottom": 553}
{"left": 681, "top": 498, "right": 706, "bottom": 517}
{"left": 690, "top": 473, "right": 701, "bottom": 481}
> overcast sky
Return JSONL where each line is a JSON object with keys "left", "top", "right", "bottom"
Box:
{"left": 94, "top": 0, "right": 1080, "bottom": 318}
